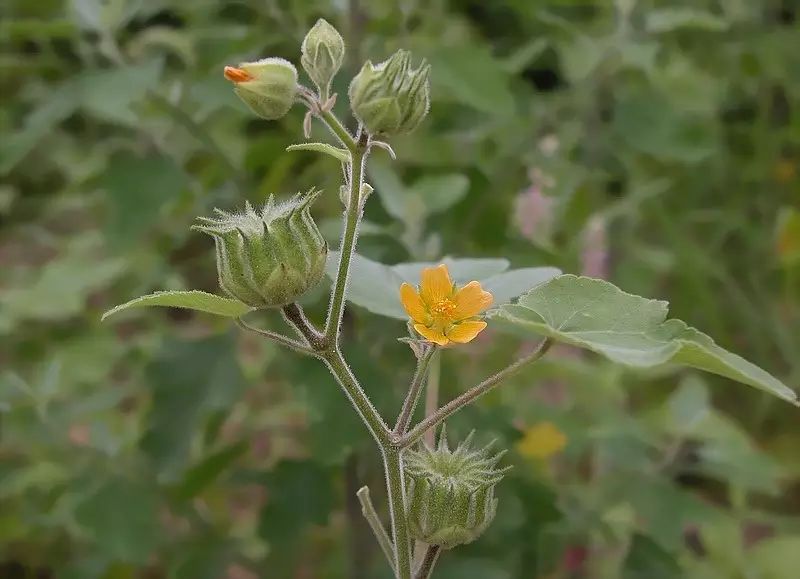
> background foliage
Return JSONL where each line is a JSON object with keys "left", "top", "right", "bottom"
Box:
{"left": 2, "top": 0, "right": 799, "bottom": 577}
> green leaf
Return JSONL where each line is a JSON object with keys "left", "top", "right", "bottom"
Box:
{"left": 286, "top": 142, "right": 350, "bottom": 163}
{"left": 326, "top": 252, "right": 559, "bottom": 319}
{"left": 429, "top": 45, "right": 515, "bottom": 116}
{"left": 103, "top": 151, "right": 188, "bottom": 248}
{"left": 142, "top": 333, "right": 246, "bottom": 478}
{"left": 410, "top": 174, "right": 470, "bottom": 214}
{"left": 645, "top": 8, "right": 729, "bottom": 33}
{"left": 490, "top": 275, "right": 797, "bottom": 405}
{"left": 75, "top": 477, "right": 160, "bottom": 563}
{"left": 102, "top": 290, "right": 251, "bottom": 321}
{"left": 175, "top": 441, "right": 248, "bottom": 500}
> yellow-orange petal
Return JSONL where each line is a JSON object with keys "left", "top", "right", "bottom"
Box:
{"left": 414, "top": 323, "right": 449, "bottom": 346}
{"left": 419, "top": 264, "right": 453, "bottom": 305}
{"left": 453, "top": 281, "right": 493, "bottom": 320}
{"left": 446, "top": 320, "right": 487, "bottom": 344}
{"left": 400, "top": 283, "right": 429, "bottom": 324}
{"left": 224, "top": 66, "right": 253, "bottom": 83}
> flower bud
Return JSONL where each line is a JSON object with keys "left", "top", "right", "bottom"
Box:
{"left": 348, "top": 50, "right": 430, "bottom": 136}
{"left": 404, "top": 430, "right": 509, "bottom": 549}
{"left": 301, "top": 18, "right": 345, "bottom": 98}
{"left": 193, "top": 190, "right": 327, "bottom": 308}
{"left": 224, "top": 57, "right": 298, "bottom": 120}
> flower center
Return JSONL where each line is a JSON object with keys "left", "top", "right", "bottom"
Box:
{"left": 430, "top": 298, "right": 456, "bottom": 319}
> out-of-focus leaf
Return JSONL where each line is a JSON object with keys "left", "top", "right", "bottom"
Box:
{"left": 666, "top": 376, "right": 710, "bottom": 432}
{"left": 102, "top": 290, "right": 250, "bottom": 321}
{"left": 776, "top": 206, "right": 800, "bottom": 266}
{"left": 410, "top": 174, "right": 469, "bottom": 214}
{"left": 646, "top": 9, "right": 729, "bottom": 33}
{"left": 175, "top": 441, "right": 248, "bottom": 500}
{"left": 481, "top": 267, "right": 562, "bottom": 305}
{"left": 286, "top": 142, "right": 350, "bottom": 163}
{"left": 749, "top": 536, "right": 800, "bottom": 578}
{"left": 75, "top": 477, "right": 160, "bottom": 563}
{"left": 142, "top": 333, "right": 245, "bottom": 479}
{"left": 490, "top": 275, "right": 797, "bottom": 404}
{"left": 429, "top": 45, "right": 515, "bottom": 116}
{"left": 0, "top": 233, "right": 125, "bottom": 330}
{"left": 79, "top": 60, "right": 163, "bottom": 125}
{"left": 623, "top": 534, "right": 681, "bottom": 579}
{"left": 258, "top": 461, "right": 335, "bottom": 551}
{"left": 102, "top": 151, "right": 188, "bottom": 248}
{"left": 613, "top": 94, "right": 718, "bottom": 163}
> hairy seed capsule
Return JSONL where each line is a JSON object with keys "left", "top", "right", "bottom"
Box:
{"left": 193, "top": 190, "right": 327, "bottom": 308}
{"left": 404, "top": 430, "right": 509, "bottom": 549}
{"left": 348, "top": 49, "right": 430, "bottom": 136}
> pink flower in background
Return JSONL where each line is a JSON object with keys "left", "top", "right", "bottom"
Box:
{"left": 581, "top": 215, "right": 609, "bottom": 279}
{"left": 515, "top": 168, "right": 555, "bottom": 242}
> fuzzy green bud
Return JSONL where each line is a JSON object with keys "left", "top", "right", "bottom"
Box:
{"left": 348, "top": 50, "right": 430, "bottom": 136}
{"left": 193, "top": 190, "right": 327, "bottom": 308}
{"left": 224, "top": 58, "right": 298, "bottom": 120}
{"left": 404, "top": 430, "right": 509, "bottom": 549}
{"left": 301, "top": 18, "right": 345, "bottom": 99}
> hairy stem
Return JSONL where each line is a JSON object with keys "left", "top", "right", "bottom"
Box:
{"left": 324, "top": 134, "right": 369, "bottom": 344}
{"left": 281, "top": 303, "right": 325, "bottom": 350}
{"left": 320, "top": 108, "right": 358, "bottom": 151}
{"left": 414, "top": 545, "right": 441, "bottom": 579}
{"left": 357, "top": 486, "right": 395, "bottom": 572}
{"left": 383, "top": 447, "right": 412, "bottom": 579}
{"left": 322, "top": 347, "right": 391, "bottom": 446}
{"left": 399, "top": 339, "right": 553, "bottom": 448}
{"left": 394, "top": 346, "right": 436, "bottom": 435}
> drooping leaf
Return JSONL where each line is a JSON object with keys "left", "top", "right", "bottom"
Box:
{"left": 102, "top": 290, "right": 251, "bottom": 321}
{"left": 490, "top": 275, "right": 797, "bottom": 404}
{"left": 325, "top": 252, "right": 559, "bottom": 319}
{"left": 286, "top": 142, "right": 350, "bottom": 163}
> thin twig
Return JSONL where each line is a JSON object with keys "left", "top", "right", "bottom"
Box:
{"left": 357, "top": 486, "right": 395, "bottom": 573}
{"left": 281, "top": 303, "right": 325, "bottom": 350}
{"left": 423, "top": 350, "right": 441, "bottom": 448}
{"left": 413, "top": 545, "right": 441, "bottom": 579}
{"left": 399, "top": 339, "right": 553, "bottom": 448}
{"left": 394, "top": 346, "right": 436, "bottom": 435}
{"left": 235, "top": 318, "right": 314, "bottom": 355}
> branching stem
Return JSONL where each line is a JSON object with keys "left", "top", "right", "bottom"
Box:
{"left": 399, "top": 339, "right": 553, "bottom": 449}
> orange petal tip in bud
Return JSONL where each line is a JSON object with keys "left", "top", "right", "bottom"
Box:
{"left": 224, "top": 66, "right": 253, "bottom": 83}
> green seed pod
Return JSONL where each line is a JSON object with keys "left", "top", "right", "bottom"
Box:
{"left": 224, "top": 57, "right": 298, "bottom": 120}
{"left": 348, "top": 50, "right": 430, "bottom": 137}
{"left": 193, "top": 190, "right": 327, "bottom": 308}
{"left": 404, "top": 430, "right": 510, "bottom": 549}
{"left": 301, "top": 18, "right": 345, "bottom": 98}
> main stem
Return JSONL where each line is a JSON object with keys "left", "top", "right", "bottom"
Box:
{"left": 325, "top": 136, "right": 367, "bottom": 345}
{"left": 383, "top": 447, "right": 412, "bottom": 578}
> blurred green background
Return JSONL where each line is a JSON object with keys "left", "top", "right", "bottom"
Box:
{"left": 2, "top": 0, "right": 800, "bottom": 577}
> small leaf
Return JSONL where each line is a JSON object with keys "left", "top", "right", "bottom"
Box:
{"left": 286, "top": 142, "right": 350, "bottom": 163}
{"left": 490, "top": 275, "right": 797, "bottom": 405}
{"left": 102, "top": 290, "right": 251, "bottom": 321}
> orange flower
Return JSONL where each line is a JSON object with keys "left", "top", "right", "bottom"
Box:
{"left": 223, "top": 66, "right": 254, "bottom": 83}
{"left": 516, "top": 421, "right": 567, "bottom": 460}
{"left": 399, "top": 264, "right": 493, "bottom": 346}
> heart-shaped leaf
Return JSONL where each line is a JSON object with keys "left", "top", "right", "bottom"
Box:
{"left": 102, "top": 290, "right": 251, "bottom": 321}
{"left": 490, "top": 275, "right": 797, "bottom": 405}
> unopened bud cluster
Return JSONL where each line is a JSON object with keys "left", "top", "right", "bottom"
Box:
{"left": 404, "top": 431, "right": 509, "bottom": 549}
{"left": 193, "top": 191, "right": 327, "bottom": 308}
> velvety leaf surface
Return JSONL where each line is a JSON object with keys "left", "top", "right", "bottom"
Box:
{"left": 490, "top": 275, "right": 797, "bottom": 404}
{"left": 102, "top": 290, "right": 251, "bottom": 320}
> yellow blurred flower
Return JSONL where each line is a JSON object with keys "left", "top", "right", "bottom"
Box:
{"left": 399, "top": 264, "right": 493, "bottom": 346}
{"left": 517, "top": 421, "right": 567, "bottom": 460}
